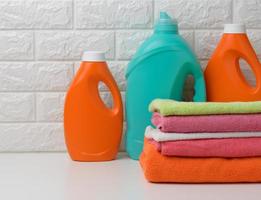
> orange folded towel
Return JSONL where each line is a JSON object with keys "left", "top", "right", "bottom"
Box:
{"left": 140, "top": 139, "right": 261, "bottom": 183}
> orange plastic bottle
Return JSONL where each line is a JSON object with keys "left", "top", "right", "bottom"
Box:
{"left": 204, "top": 24, "right": 261, "bottom": 102}
{"left": 64, "top": 51, "right": 123, "bottom": 161}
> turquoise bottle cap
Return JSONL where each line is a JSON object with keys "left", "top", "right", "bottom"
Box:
{"left": 154, "top": 12, "right": 178, "bottom": 33}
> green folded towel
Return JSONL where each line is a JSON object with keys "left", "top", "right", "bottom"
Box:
{"left": 149, "top": 99, "right": 261, "bottom": 116}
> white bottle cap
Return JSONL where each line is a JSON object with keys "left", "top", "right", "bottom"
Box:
{"left": 224, "top": 24, "right": 246, "bottom": 34}
{"left": 82, "top": 51, "right": 106, "bottom": 62}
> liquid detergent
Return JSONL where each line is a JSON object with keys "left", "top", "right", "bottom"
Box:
{"left": 205, "top": 24, "right": 261, "bottom": 102}
{"left": 125, "top": 12, "right": 206, "bottom": 160}
{"left": 64, "top": 51, "right": 123, "bottom": 161}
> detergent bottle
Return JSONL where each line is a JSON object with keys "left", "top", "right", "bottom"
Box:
{"left": 64, "top": 51, "right": 123, "bottom": 161}
{"left": 205, "top": 24, "right": 261, "bottom": 102}
{"left": 125, "top": 12, "right": 206, "bottom": 160}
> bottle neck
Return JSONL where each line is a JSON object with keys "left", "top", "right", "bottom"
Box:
{"left": 154, "top": 23, "right": 179, "bottom": 34}
{"left": 154, "top": 29, "right": 178, "bottom": 34}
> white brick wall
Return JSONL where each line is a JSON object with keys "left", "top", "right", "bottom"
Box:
{"left": 0, "top": 0, "right": 260, "bottom": 152}
{"left": 155, "top": 0, "right": 233, "bottom": 28}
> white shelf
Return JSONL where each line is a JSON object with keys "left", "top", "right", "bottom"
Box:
{"left": 0, "top": 153, "right": 260, "bottom": 200}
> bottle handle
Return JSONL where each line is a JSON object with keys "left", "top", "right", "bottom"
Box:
{"left": 227, "top": 35, "right": 261, "bottom": 92}
{"left": 99, "top": 68, "right": 122, "bottom": 116}
{"left": 173, "top": 63, "right": 206, "bottom": 102}
{"left": 188, "top": 63, "right": 206, "bottom": 102}
{"left": 193, "top": 75, "right": 206, "bottom": 102}
{"left": 234, "top": 52, "right": 261, "bottom": 91}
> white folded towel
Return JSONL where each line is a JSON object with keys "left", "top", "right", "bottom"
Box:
{"left": 145, "top": 126, "right": 261, "bottom": 142}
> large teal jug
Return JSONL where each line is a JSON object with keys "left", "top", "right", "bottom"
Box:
{"left": 125, "top": 12, "right": 206, "bottom": 160}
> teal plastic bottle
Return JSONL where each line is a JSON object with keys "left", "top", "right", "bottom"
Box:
{"left": 125, "top": 12, "right": 206, "bottom": 160}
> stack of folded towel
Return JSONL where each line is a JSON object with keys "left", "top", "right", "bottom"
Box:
{"left": 140, "top": 99, "right": 261, "bottom": 183}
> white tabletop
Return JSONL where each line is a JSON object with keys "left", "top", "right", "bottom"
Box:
{"left": 0, "top": 153, "right": 260, "bottom": 200}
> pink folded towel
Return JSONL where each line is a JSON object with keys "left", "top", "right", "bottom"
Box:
{"left": 152, "top": 112, "right": 261, "bottom": 133}
{"left": 150, "top": 137, "right": 261, "bottom": 157}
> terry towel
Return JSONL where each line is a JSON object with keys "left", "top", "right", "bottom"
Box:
{"left": 150, "top": 137, "right": 261, "bottom": 157}
{"left": 140, "top": 139, "right": 261, "bottom": 183}
{"left": 149, "top": 99, "right": 261, "bottom": 116}
{"left": 145, "top": 126, "right": 261, "bottom": 142}
{"left": 152, "top": 112, "right": 261, "bottom": 133}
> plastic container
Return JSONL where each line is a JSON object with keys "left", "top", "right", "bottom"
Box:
{"left": 205, "top": 24, "right": 261, "bottom": 102}
{"left": 125, "top": 12, "right": 206, "bottom": 160}
{"left": 64, "top": 51, "right": 123, "bottom": 161}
